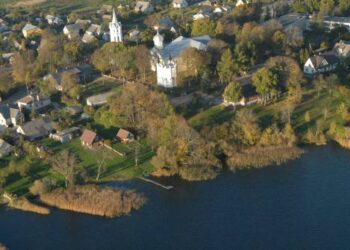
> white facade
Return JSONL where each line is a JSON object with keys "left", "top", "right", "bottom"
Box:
{"left": 303, "top": 59, "right": 317, "bottom": 75}
{"left": 156, "top": 63, "right": 177, "bottom": 88}
{"left": 303, "top": 55, "right": 338, "bottom": 75}
{"left": 109, "top": 9, "right": 123, "bottom": 43}
{"left": 0, "top": 114, "right": 10, "bottom": 127}
{"left": 17, "top": 95, "right": 51, "bottom": 110}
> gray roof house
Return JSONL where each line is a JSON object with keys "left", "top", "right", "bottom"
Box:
{"left": 86, "top": 91, "right": 115, "bottom": 107}
{"left": 0, "top": 139, "right": 13, "bottom": 157}
{"left": 0, "top": 106, "right": 24, "bottom": 127}
{"left": 303, "top": 53, "right": 339, "bottom": 75}
{"left": 16, "top": 117, "right": 52, "bottom": 141}
{"left": 45, "top": 15, "right": 64, "bottom": 26}
{"left": 134, "top": 1, "right": 154, "bottom": 14}
{"left": 82, "top": 24, "right": 102, "bottom": 44}
{"left": 63, "top": 24, "right": 84, "bottom": 39}
{"left": 50, "top": 127, "right": 80, "bottom": 143}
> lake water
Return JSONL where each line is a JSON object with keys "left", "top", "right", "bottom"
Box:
{"left": 1, "top": 144, "right": 350, "bottom": 250}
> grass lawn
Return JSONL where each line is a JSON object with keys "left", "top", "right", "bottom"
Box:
{"left": 81, "top": 76, "right": 122, "bottom": 99}
{"left": 252, "top": 86, "right": 350, "bottom": 135}
{"left": 188, "top": 85, "right": 350, "bottom": 136}
{"left": 1, "top": 135, "right": 154, "bottom": 196}
{"left": 42, "top": 137, "right": 154, "bottom": 181}
{"left": 188, "top": 104, "right": 235, "bottom": 129}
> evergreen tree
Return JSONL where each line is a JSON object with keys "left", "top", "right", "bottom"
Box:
{"left": 217, "top": 49, "right": 235, "bottom": 84}
{"left": 223, "top": 81, "right": 242, "bottom": 103}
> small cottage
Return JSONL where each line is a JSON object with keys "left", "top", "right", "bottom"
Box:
{"left": 134, "top": 1, "right": 154, "bottom": 14}
{"left": 116, "top": 129, "right": 134, "bottom": 143}
{"left": 17, "top": 94, "right": 51, "bottom": 110}
{"left": 86, "top": 91, "right": 115, "bottom": 107}
{"left": 22, "top": 23, "right": 42, "bottom": 38}
{"left": 303, "top": 53, "right": 339, "bottom": 75}
{"left": 80, "top": 129, "right": 99, "bottom": 148}
{"left": 50, "top": 127, "right": 80, "bottom": 143}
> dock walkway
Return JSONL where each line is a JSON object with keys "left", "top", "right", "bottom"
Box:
{"left": 138, "top": 177, "right": 173, "bottom": 190}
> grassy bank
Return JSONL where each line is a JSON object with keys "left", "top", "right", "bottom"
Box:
{"left": 40, "top": 185, "right": 145, "bottom": 217}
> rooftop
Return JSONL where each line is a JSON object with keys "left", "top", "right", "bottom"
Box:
{"left": 156, "top": 35, "right": 211, "bottom": 60}
{"left": 80, "top": 129, "right": 97, "bottom": 145}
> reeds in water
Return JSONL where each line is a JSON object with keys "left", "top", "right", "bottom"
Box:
{"left": 40, "top": 185, "right": 146, "bottom": 218}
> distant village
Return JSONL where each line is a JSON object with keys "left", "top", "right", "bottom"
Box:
{"left": 0, "top": 0, "right": 350, "bottom": 193}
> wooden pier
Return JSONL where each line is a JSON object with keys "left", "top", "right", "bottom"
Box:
{"left": 137, "top": 177, "right": 173, "bottom": 190}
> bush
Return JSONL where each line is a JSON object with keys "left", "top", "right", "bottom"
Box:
{"left": 30, "top": 180, "right": 49, "bottom": 196}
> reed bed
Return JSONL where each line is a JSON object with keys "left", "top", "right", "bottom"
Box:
{"left": 0, "top": 243, "right": 8, "bottom": 250}
{"left": 9, "top": 198, "right": 50, "bottom": 215}
{"left": 228, "top": 146, "right": 304, "bottom": 170}
{"left": 40, "top": 185, "right": 146, "bottom": 218}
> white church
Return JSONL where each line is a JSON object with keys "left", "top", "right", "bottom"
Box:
{"left": 109, "top": 9, "right": 123, "bottom": 42}
{"left": 151, "top": 30, "right": 211, "bottom": 88}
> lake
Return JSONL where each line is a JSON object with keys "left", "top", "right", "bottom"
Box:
{"left": 1, "top": 144, "right": 350, "bottom": 250}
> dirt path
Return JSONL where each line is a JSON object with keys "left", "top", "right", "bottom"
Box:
{"left": 12, "top": 0, "right": 47, "bottom": 7}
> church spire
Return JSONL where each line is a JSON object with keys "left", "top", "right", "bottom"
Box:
{"left": 109, "top": 8, "right": 123, "bottom": 43}
{"left": 112, "top": 8, "right": 117, "bottom": 23}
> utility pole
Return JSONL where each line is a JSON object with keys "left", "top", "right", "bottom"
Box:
{"left": 134, "top": 139, "right": 140, "bottom": 168}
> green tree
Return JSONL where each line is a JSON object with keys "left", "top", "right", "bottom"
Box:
{"left": 63, "top": 40, "right": 83, "bottom": 63}
{"left": 299, "top": 48, "right": 310, "bottom": 65}
{"left": 223, "top": 81, "right": 242, "bottom": 103}
{"left": 61, "top": 72, "right": 81, "bottom": 100}
{"left": 234, "top": 41, "right": 257, "bottom": 73}
{"left": 252, "top": 68, "right": 279, "bottom": 98}
{"left": 319, "top": 0, "right": 335, "bottom": 17}
{"left": 217, "top": 49, "right": 235, "bottom": 84}
{"left": 191, "top": 18, "right": 216, "bottom": 37}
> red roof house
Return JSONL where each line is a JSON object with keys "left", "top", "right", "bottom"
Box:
{"left": 116, "top": 129, "right": 134, "bottom": 143}
{"left": 80, "top": 129, "right": 99, "bottom": 148}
